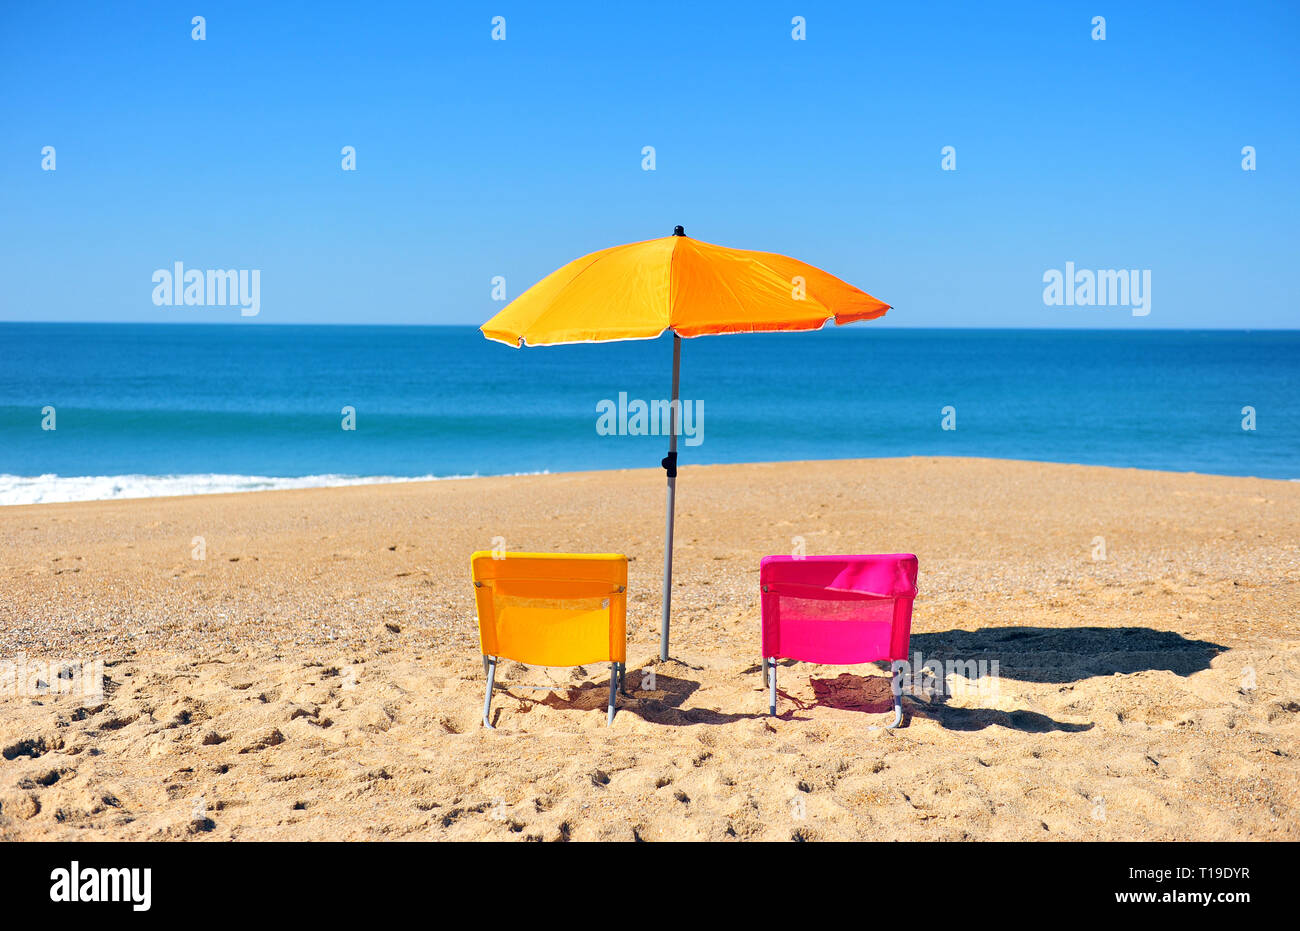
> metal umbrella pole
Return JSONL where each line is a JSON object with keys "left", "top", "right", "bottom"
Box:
{"left": 659, "top": 333, "right": 681, "bottom": 661}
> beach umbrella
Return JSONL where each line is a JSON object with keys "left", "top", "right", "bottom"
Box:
{"left": 480, "top": 226, "right": 890, "bottom": 661}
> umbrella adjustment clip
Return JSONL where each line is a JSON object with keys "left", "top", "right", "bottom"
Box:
{"left": 660, "top": 451, "right": 677, "bottom": 478}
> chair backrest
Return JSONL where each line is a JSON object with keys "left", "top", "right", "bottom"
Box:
{"left": 471, "top": 552, "right": 627, "bottom": 667}
{"left": 760, "top": 554, "right": 918, "bottom": 665}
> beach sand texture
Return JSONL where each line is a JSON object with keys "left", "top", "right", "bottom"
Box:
{"left": 1, "top": 457, "right": 1297, "bottom": 841}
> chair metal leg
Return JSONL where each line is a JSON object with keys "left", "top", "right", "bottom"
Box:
{"left": 607, "top": 663, "right": 618, "bottom": 726}
{"left": 766, "top": 657, "right": 777, "bottom": 716}
{"left": 482, "top": 656, "right": 497, "bottom": 729}
{"left": 886, "top": 669, "right": 903, "bottom": 729}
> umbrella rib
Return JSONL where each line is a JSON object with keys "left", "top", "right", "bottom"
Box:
{"left": 666, "top": 235, "right": 683, "bottom": 330}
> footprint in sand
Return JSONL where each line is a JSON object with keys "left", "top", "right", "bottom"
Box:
{"left": 2, "top": 737, "right": 48, "bottom": 760}
{"left": 239, "top": 729, "right": 285, "bottom": 753}
{"left": 18, "top": 767, "right": 67, "bottom": 789}
{"left": 0, "top": 793, "right": 41, "bottom": 820}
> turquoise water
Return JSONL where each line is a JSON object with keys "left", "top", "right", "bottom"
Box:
{"left": 0, "top": 324, "right": 1296, "bottom": 502}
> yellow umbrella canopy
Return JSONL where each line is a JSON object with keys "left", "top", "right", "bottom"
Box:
{"left": 481, "top": 227, "right": 890, "bottom": 346}
{"left": 480, "top": 227, "right": 891, "bottom": 660}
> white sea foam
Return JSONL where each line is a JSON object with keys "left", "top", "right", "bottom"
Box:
{"left": 0, "top": 472, "right": 522, "bottom": 506}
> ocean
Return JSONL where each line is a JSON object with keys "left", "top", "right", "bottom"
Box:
{"left": 1, "top": 324, "right": 1296, "bottom": 504}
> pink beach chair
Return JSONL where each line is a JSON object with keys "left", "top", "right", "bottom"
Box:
{"left": 760, "top": 554, "right": 919, "bottom": 728}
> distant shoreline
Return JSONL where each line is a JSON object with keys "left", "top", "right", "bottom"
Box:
{"left": 2, "top": 456, "right": 1296, "bottom": 507}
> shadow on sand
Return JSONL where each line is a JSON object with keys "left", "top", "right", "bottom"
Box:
{"left": 744, "top": 625, "right": 1226, "bottom": 732}
{"left": 487, "top": 626, "right": 1224, "bottom": 731}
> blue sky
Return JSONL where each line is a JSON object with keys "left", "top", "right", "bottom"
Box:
{"left": 2, "top": 1, "right": 1297, "bottom": 328}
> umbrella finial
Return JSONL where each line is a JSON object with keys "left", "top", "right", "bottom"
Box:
{"left": 673, "top": 225, "right": 685, "bottom": 237}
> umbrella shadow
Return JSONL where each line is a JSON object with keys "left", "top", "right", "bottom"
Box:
{"left": 908, "top": 626, "right": 1227, "bottom": 683}
{"left": 797, "top": 624, "right": 1226, "bottom": 731}
{"left": 905, "top": 696, "right": 1093, "bottom": 732}
{"left": 490, "top": 623, "right": 1218, "bottom": 730}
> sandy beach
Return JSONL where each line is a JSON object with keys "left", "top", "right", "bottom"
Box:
{"left": 0, "top": 457, "right": 1296, "bottom": 841}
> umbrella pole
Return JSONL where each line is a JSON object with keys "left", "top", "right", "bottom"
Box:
{"left": 659, "top": 334, "right": 681, "bottom": 662}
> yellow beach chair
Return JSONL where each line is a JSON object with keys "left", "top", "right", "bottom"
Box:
{"left": 471, "top": 552, "right": 628, "bottom": 728}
